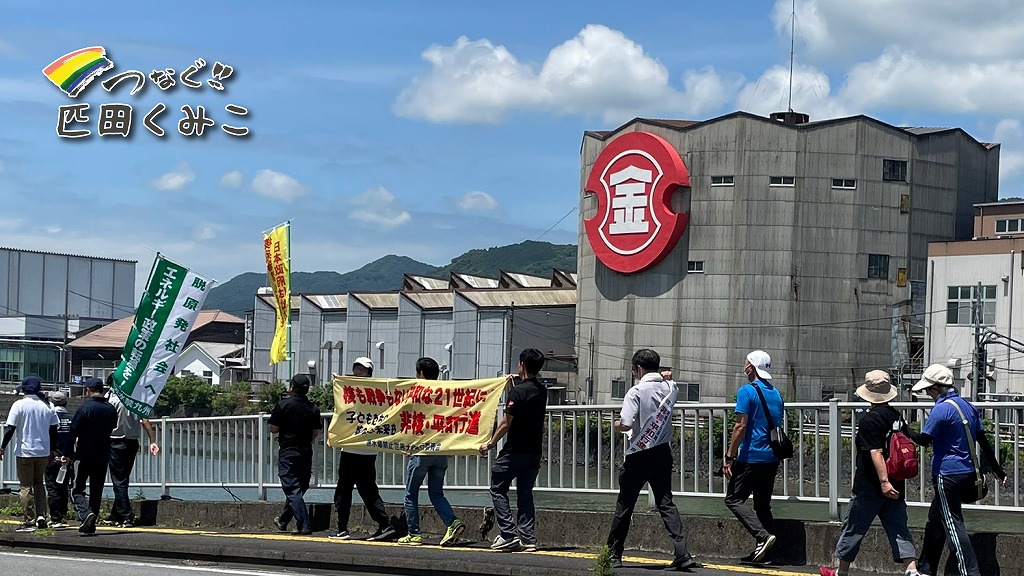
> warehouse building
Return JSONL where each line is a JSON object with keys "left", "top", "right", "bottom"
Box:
{"left": 576, "top": 112, "right": 1000, "bottom": 403}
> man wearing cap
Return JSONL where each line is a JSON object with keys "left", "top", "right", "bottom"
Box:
{"left": 723, "top": 350, "right": 784, "bottom": 564}
{"left": 903, "top": 364, "right": 1007, "bottom": 576}
{"left": 269, "top": 374, "right": 320, "bottom": 535}
{"left": 45, "top": 391, "right": 74, "bottom": 528}
{"left": 820, "top": 371, "right": 920, "bottom": 576}
{"left": 69, "top": 377, "right": 118, "bottom": 536}
{"left": 105, "top": 374, "right": 160, "bottom": 528}
{"left": 1, "top": 377, "right": 59, "bottom": 532}
{"left": 329, "top": 356, "right": 397, "bottom": 541}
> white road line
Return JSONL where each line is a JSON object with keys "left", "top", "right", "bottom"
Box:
{"left": 0, "top": 551, "right": 308, "bottom": 576}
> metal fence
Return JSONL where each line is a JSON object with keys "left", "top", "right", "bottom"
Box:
{"left": 2, "top": 401, "right": 1021, "bottom": 521}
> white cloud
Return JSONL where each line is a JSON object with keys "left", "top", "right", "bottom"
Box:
{"left": 994, "top": 119, "right": 1024, "bottom": 183}
{"left": 348, "top": 185, "right": 411, "bottom": 229}
{"left": 395, "top": 24, "right": 735, "bottom": 124}
{"left": 218, "top": 170, "right": 243, "bottom": 188}
{"left": 457, "top": 191, "right": 499, "bottom": 213}
{"left": 194, "top": 223, "right": 222, "bottom": 241}
{"left": 251, "top": 169, "right": 308, "bottom": 202}
{"left": 736, "top": 64, "right": 845, "bottom": 120}
{"left": 44, "top": 225, "right": 61, "bottom": 234}
{"left": 150, "top": 163, "right": 195, "bottom": 191}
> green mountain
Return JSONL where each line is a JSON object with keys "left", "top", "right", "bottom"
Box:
{"left": 203, "top": 241, "right": 577, "bottom": 316}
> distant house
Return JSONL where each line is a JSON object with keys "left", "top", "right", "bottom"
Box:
{"left": 175, "top": 342, "right": 247, "bottom": 386}
{"left": 69, "top": 310, "right": 245, "bottom": 383}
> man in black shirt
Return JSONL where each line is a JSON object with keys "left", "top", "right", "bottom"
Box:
{"left": 821, "top": 371, "right": 920, "bottom": 576}
{"left": 69, "top": 377, "right": 118, "bottom": 536}
{"left": 269, "top": 374, "right": 320, "bottom": 535}
{"left": 479, "top": 348, "right": 547, "bottom": 552}
{"left": 45, "top": 392, "right": 73, "bottom": 528}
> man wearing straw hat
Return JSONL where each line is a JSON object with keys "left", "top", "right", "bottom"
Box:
{"left": 820, "top": 370, "right": 920, "bottom": 576}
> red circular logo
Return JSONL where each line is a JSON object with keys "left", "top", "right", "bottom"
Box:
{"left": 584, "top": 131, "right": 690, "bottom": 274}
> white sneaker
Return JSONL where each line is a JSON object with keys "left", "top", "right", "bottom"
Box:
{"left": 490, "top": 534, "right": 521, "bottom": 551}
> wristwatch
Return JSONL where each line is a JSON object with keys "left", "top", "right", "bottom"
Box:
{"left": 725, "top": 455, "right": 735, "bottom": 463}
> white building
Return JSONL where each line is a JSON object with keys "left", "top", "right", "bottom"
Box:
{"left": 175, "top": 342, "right": 246, "bottom": 386}
{"left": 925, "top": 200, "right": 1024, "bottom": 398}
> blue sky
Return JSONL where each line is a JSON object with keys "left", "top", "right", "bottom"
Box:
{"left": 2, "top": 1, "right": 1022, "bottom": 296}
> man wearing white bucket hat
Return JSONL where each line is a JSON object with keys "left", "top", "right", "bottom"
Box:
{"left": 820, "top": 370, "right": 919, "bottom": 576}
{"left": 902, "top": 364, "right": 1007, "bottom": 576}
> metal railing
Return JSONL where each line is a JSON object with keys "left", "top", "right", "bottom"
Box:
{"left": 2, "top": 401, "right": 1021, "bottom": 521}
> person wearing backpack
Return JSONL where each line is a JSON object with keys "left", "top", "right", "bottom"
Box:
{"left": 819, "top": 370, "right": 920, "bottom": 576}
{"left": 903, "top": 364, "right": 1007, "bottom": 576}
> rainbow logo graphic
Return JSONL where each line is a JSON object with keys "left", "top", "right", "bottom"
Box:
{"left": 42, "top": 46, "right": 114, "bottom": 98}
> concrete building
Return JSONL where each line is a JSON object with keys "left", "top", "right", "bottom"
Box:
{"left": 576, "top": 112, "right": 1000, "bottom": 403}
{"left": 0, "top": 247, "right": 136, "bottom": 385}
{"left": 925, "top": 200, "right": 1024, "bottom": 398}
{"left": 249, "top": 271, "right": 578, "bottom": 401}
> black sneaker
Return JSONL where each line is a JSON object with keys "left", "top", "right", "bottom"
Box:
{"left": 664, "top": 554, "right": 701, "bottom": 571}
{"left": 79, "top": 512, "right": 97, "bottom": 535}
{"left": 119, "top": 519, "right": 135, "bottom": 528}
{"left": 611, "top": 556, "right": 624, "bottom": 568}
{"left": 751, "top": 534, "right": 777, "bottom": 563}
{"left": 367, "top": 525, "right": 397, "bottom": 541}
{"left": 328, "top": 529, "right": 351, "bottom": 540}
{"left": 273, "top": 517, "right": 288, "bottom": 532}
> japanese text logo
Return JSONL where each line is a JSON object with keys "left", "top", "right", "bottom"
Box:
{"left": 584, "top": 131, "right": 690, "bottom": 274}
{"left": 42, "top": 46, "right": 249, "bottom": 139}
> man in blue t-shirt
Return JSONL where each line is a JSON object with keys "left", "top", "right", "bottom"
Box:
{"left": 723, "top": 350, "right": 784, "bottom": 564}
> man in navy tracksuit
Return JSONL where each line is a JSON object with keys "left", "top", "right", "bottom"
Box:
{"left": 69, "top": 377, "right": 118, "bottom": 535}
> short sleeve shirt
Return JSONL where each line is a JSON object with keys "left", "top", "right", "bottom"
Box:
{"left": 923, "top": 390, "right": 981, "bottom": 477}
{"left": 5, "top": 395, "right": 59, "bottom": 457}
{"left": 852, "top": 405, "right": 905, "bottom": 497}
{"left": 109, "top": 393, "right": 143, "bottom": 440}
{"left": 269, "top": 395, "right": 320, "bottom": 453}
{"left": 502, "top": 377, "right": 547, "bottom": 455}
{"left": 734, "top": 380, "right": 784, "bottom": 464}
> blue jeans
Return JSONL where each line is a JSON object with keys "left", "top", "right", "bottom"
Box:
{"left": 835, "top": 489, "right": 915, "bottom": 563}
{"left": 404, "top": 455, "right": 456, "bottom": 534}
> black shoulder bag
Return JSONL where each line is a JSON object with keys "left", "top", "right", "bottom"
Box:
{"left": 945, "top": 399, "right": 988, "bottom": 504}
{"left": 751, "top": 383, "right": 794, "bottom": 460}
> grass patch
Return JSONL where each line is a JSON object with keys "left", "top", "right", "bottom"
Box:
{"left": 591, "top": 545, "right": 615, "bottom": 576}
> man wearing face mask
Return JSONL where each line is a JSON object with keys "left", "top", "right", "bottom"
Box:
{"left": 605, "top": 349, "right": 699, "bottom": 572}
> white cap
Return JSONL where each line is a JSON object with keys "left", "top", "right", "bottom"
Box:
{"left": 912, "top": 363, "right": 954, "bottom": 392}
{"left": 746, "top": 350, "right": 772, "bottom": 380}
{"left": 353, "top": 356, "right": 374, "bottom": 371}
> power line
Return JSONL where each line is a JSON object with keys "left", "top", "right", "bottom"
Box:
{"left": 534, "top": 205, "right": 578, "bottom": 242}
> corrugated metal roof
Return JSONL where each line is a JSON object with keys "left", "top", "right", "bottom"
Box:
{"left": 901, "top": 127, "right": 955, "bottom": 135}
{"left": 304, "top": 294, "right": 348, "bottom": 311}
{"left": 453, "top": 273, "right": 499, "bottom": 289}
{"left": 504, "top": 272, "right": 551, "bottom": 288}
{"left": 975, "top": 199, "right": 1024, "bottom": 208}
{"left": 350, "top": 292, "right": 400, "bottom": 310}
{"left": 0, "top": 246, "right": 138, "bottom": 264}
{"left": 638, "top": 118, "right": 701, "bottom": 129}
{"left": 407, "top": 275, "right": 449, "bottom": 290}
{"left": 258, "top": 294, "right": 301, "bottom": 310}
{"left": 69, "top": 310, "right": 244, "bottom": 349}
{"left": 403, "top": 291, "right": 454, "bottom": 310}
{"left": 458, "top": 288, "right": 577, "bottom": 308}
{"left": 192, "top": 342, "right": 244, "bottom": 359}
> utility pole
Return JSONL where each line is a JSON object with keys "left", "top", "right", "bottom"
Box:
{"left": 972, "top": 281, "right": 983, "bottom": 401}
{"left": 506, "top": 302, "right": 516, "bottom": 374}
{"left": 588, "top": 327, "right": 595, "bottom": 405}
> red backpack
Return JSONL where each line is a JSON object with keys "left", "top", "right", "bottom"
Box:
{"left": 885, "top": 419, "right": 919, "bottom": 481}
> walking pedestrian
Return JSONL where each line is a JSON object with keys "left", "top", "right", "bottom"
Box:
{"left": 45, "top": 391, "right": 74, "bottom": 528}
{"left": 106, "top": 375, "right": 160, "bottom": 528}
{"left": 0, "top": 377, "right": 59, "bottom": 532}
{"left": 723, "top": 350, "right": 784, "bottom": 564}
{"left": 903, "top": 364, "right": 1007, "bottom": 576}
{"left": 270, "top": 374, "right": 320, "bottom": 535}
{"left": 820, "top": 370, "right": 920, "bottom": 576}
{"left": 69, "top": 377, "right": 118, "bottom": 536}
{"left": 329, "top": 357, "right": 397, "bottom": 541}
{"left": 605, "top": 349, "right": 700, "bottom": 571}
{"left": 398, "top": 357, "right": 466, "bottom": 547}
{"left": 479, "top": 348, "right": 547, "bottom": 552}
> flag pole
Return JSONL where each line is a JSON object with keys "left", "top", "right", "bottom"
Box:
{"left": 286, "top": 220, "right": 292, "bottom": 379}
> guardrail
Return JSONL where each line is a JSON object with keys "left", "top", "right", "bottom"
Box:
{"left": 2, "top": 400, "right": 1021, "bottom": 521}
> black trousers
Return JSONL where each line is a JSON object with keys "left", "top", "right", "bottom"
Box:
{"left": 278, "top": 448, "right": 312, "bottom": 531}
{"left": 724, "top": 460, "right": 779, "bottom": 540}
{"left": 44, "top": 461, "right": 72, "bottom": 522}
{"left": 333, "top": 452, "right": 390, "bottom": 531}
{"left": 72, "top": 457, "right": 108, "bottom": 522}
{"left": 109, "top": 439, "right": 140, "bottom": 521}
{"left": 918, "top": 473, "right": 980, "bottom": 576}
{"left": 606, "top": 443, "right": 690, "bottom": 561}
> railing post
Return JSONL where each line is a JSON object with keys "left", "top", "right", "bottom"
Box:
{"left": 828, "top": 398, "right": 841, "bottom": 522}
{"left": 257, "top": 413, "right": 267, "bottom": 501}
{"left": 160, "top": 417, "right": 169, "bottom": 498}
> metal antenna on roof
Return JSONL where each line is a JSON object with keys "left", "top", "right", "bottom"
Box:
{"left": 787, "top": 0, "right": 796, "bottom": 112}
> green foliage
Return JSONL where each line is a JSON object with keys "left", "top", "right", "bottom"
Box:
{"left": 154, "top": 374, "right": 215, "bottom": 417}
{"left": 591, "top": 545, "right": 616, "bottom": 576}
{"left": 257, "top": 381, "right": 287, "bottom": 413}
{"left": 0, "top": 503, "right": 23, "bottom": 516}
{"left": 433, "top": 240, "right": 577, "bottom": 278}
{"left": 307, "top": 383, "right": 334, "bottom": 412}
{"left": 212, "top": 381, "right": 258, "bottom": 416}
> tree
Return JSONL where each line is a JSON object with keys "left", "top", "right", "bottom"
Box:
{"left": 257, "top": 381, "right": 287, "bottom": 413}
{"left": 212, "top": 382, "right": 257, "bottom": 416}
{"left": 154, "top": 374, "right": 215, "bottom": 417}
{"left": 307, "top": 383, "right": 335, "bottom": 413}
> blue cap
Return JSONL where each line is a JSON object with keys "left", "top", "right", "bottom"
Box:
{"left": 84, "top": 377, "right": 105, "bottom": 391}
{"left": 17, "top": 376, "right": 41, "bottom": 395}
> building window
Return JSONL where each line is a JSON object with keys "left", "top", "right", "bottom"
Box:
{"left": 687, "top": 261, "right": 705, "bottom": 273}
{"left": 996, "top": 219, "right": 1022, "bottom": 234}
{"left": 203, "top": 370, "right": 214, "bottom": 385}
{"left": 180, "top": 370, "right": 193, "bottom": 377}
{"left": 867, "top": 254, "right": 889, "bottom": 279}
{"left": 679, "top": 381, "right": 701, "bottom": 402}
{"left": 946, "top": 285, "right": 997, "bottom": 325}
{"left": 883, "top": 159, "right": 908, "bottom": 182}
{"left": 611, "top": 378, "right": 627, "bottom": 400}
{"left": 711, "top": 176, "right": 734, "bottom": 186}
{"left": 769, "top": 176, "right": 795, "bottom": 187}
{"left": 832, "top": 178, "right": 856, "bottom": 189}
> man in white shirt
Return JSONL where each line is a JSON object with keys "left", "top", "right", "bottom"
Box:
{"left": 0, "top": 377, "right": 59, "bottom": 532}
{"left": 606, "top": 349, "right": 699, "bottom": 571}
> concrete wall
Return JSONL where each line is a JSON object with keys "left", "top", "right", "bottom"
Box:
{"left": 251, "top": 298, "right": 275, "bottom": 382}
{"left": 298, "top": 298, "right": 322, "bottom": 383}
{"left": 174, "top": 348, "right": 220, "bottom": 385}
{"left": 397, "top": 297, "right": 422, "bottom": 378}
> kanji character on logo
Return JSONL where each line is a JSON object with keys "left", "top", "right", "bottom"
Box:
{"left": 56, "top": 104, "right": 91, "bottom": 138}
{"left": 98, "top": 104, "right": 132, "bottom": 137}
